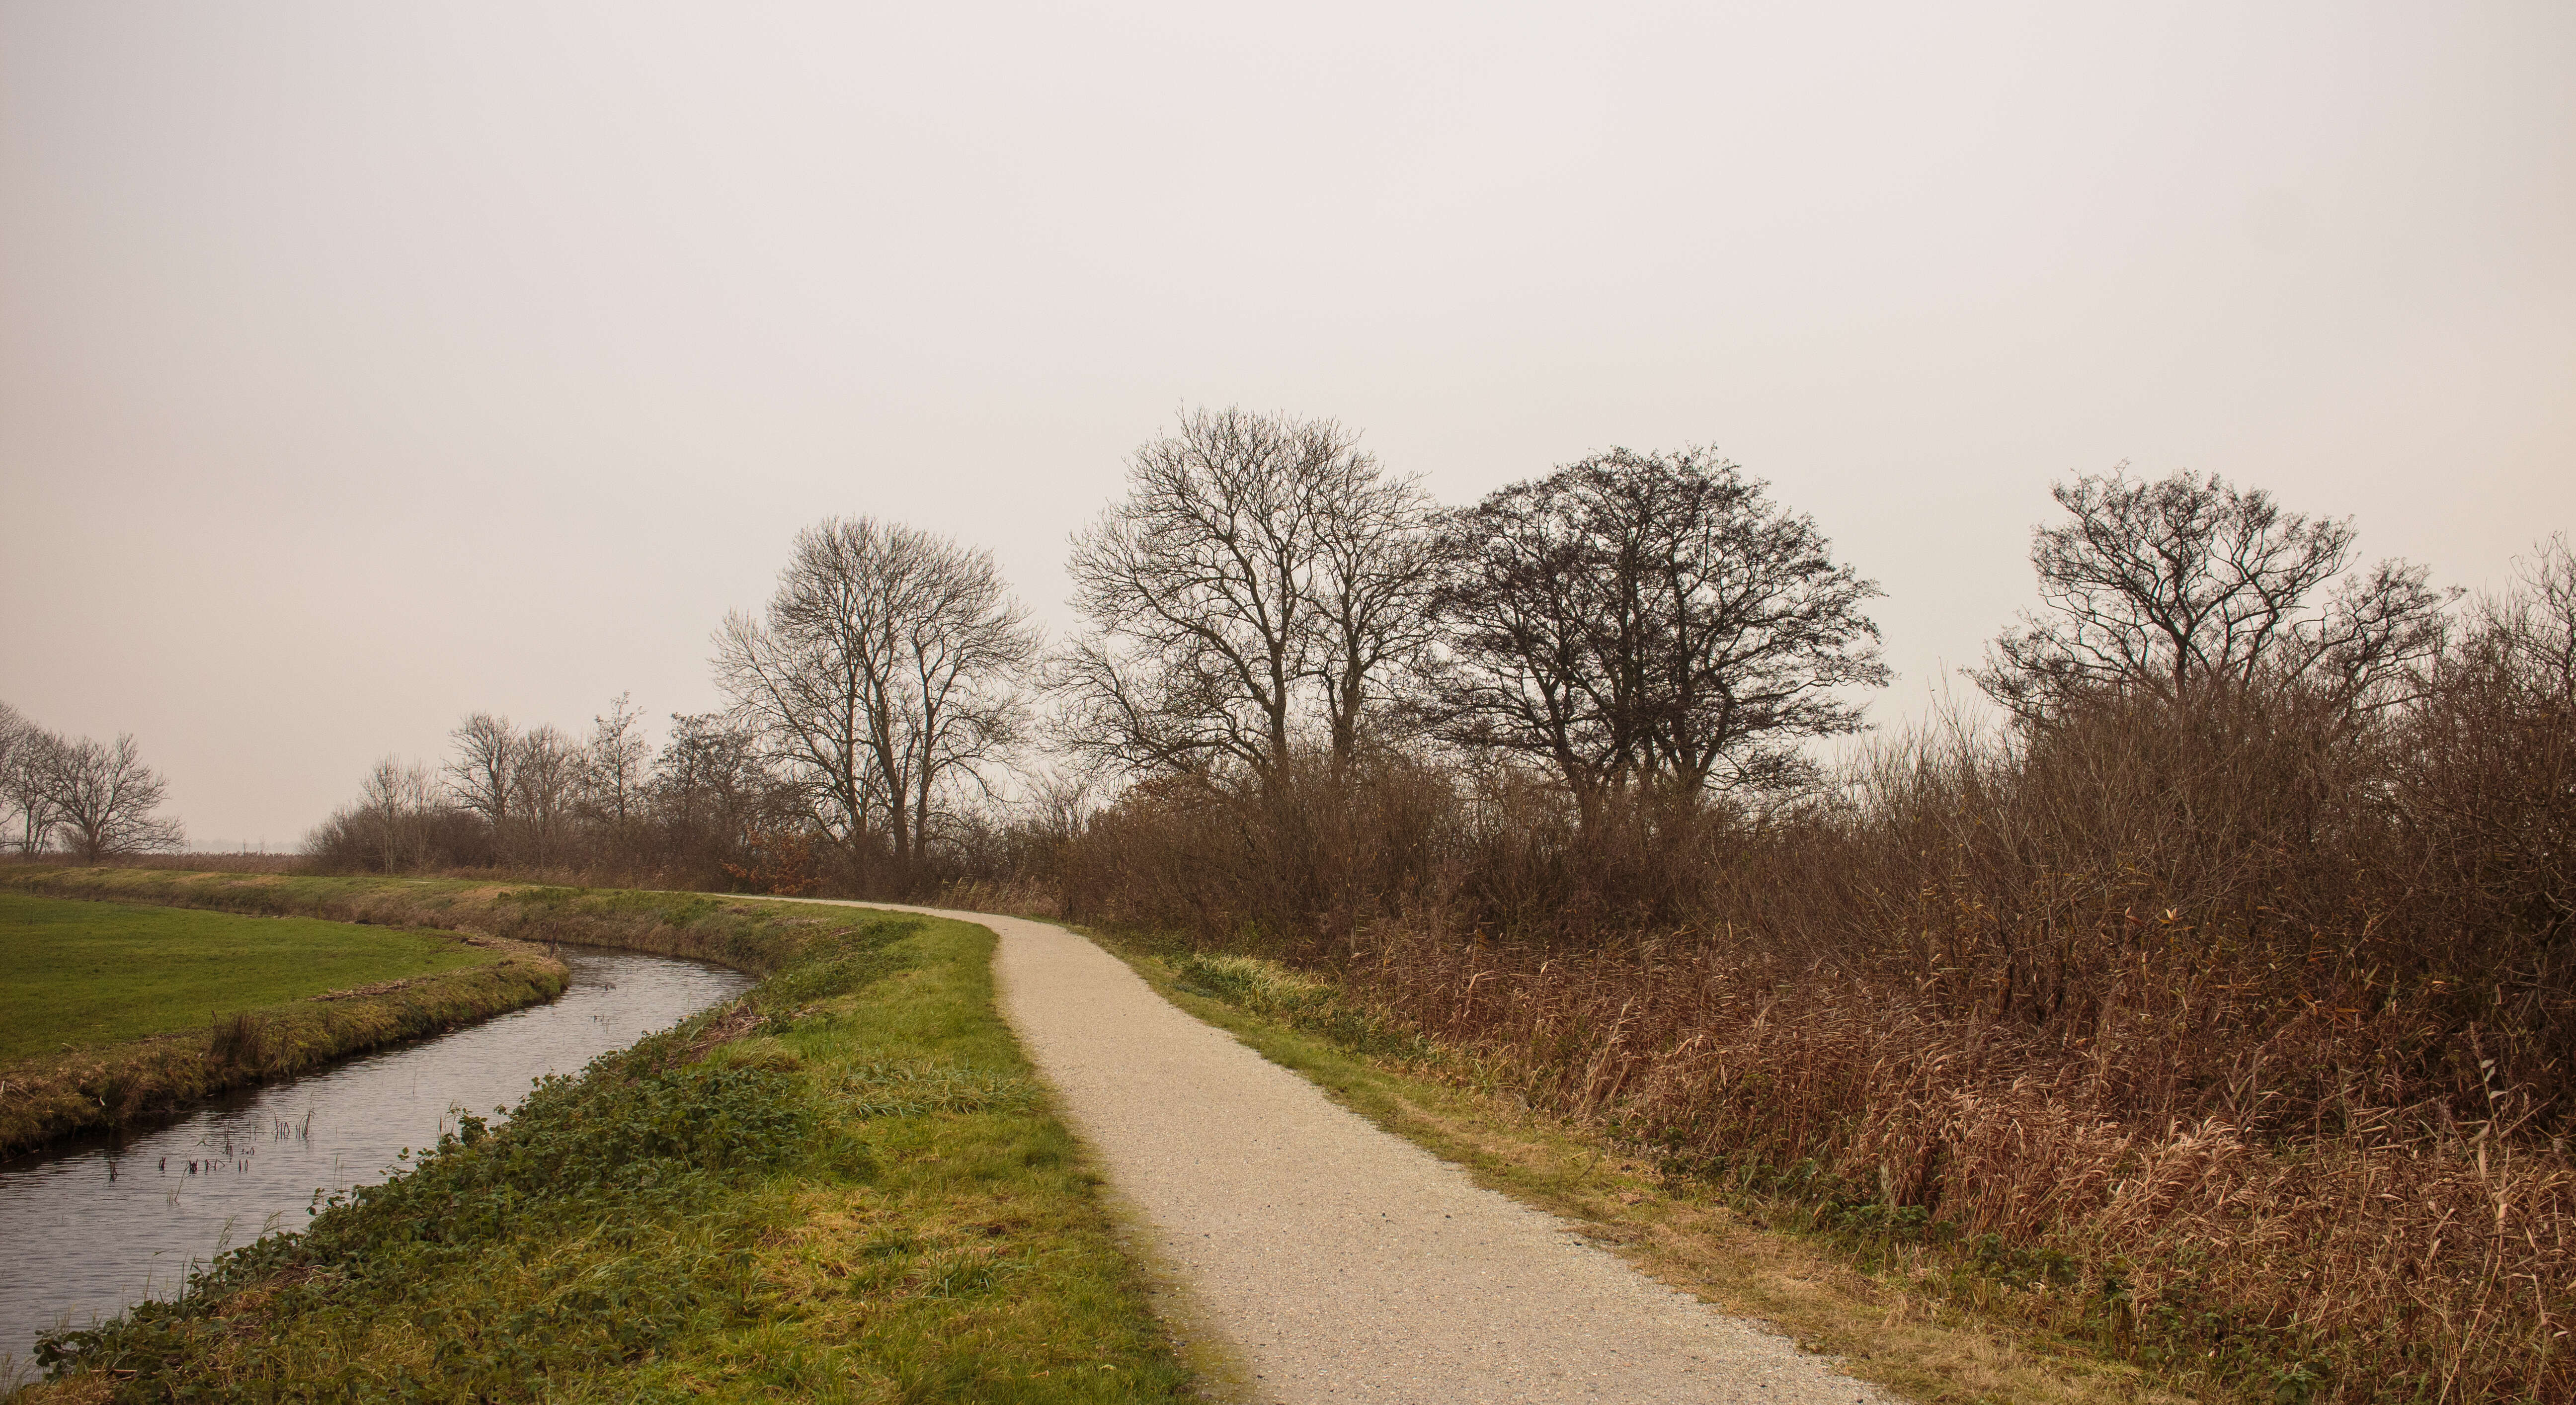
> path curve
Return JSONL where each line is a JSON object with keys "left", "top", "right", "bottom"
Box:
{"left": 825, "top": 902, "right": 1892, "bottom": 1405}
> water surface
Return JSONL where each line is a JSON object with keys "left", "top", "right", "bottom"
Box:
{"left": 0, "top": 946, "right": 755, "bottom": 1388}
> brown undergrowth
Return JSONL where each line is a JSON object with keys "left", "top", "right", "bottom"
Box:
{"left": 1127, "top": 942, "right": 2202, "bottom": 1405}
{"left": 1331, "top": 923, "right": 2571, "bottom": 1402}
{"left": 1052, "top": 660, "right": 2576, "bottom": 1401}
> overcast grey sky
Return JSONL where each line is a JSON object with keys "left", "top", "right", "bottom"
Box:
{"left": 3, "top": 1, "right": 2571, "bottom": 847}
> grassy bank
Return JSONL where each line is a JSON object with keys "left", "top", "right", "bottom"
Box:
{"left": 13, "top": 895, "right": 1194, "bottom": 1404}
{"left": 0, "top": 893, "right": 565, "bottom": 1156}
{"left": 0, "top": 893, "right": 509, "bottom": 1058}
{"left": 0, "top": 868, "right": 799, "bottom": 973}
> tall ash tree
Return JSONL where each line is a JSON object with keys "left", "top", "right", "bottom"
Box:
{"left": 1973, "top": 467, "right": 2451, "bottom": 719}
{"left": 1060, "top": 407, "right": 1440, "bottom": 778}
{"left": 715, "top": 517, "right": 1039, "bottom": 882}
{"left": 1428, "top": 448, "right": 1888, "bottom": 806}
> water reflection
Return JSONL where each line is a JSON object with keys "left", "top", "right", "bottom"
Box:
{"left": 0, "top": 946, "right": 755, "bottom": 1389}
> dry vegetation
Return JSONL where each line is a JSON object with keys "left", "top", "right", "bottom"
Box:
{"left": 1046, "top": 547, "right": 2576, "bottom": 1402}
{"left": 1128, "top": 945, "right": 2201, "bottom": 1405}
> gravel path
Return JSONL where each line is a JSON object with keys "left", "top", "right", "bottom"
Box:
{"left": 831, "top": 902, "right": 1895, "bottom": 1405}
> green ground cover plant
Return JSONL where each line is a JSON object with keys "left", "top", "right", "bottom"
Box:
{"left": 12, "top": 885, "right": 1193, "bottom": 1405}
{"left": 0, "top": 892, "right": 501, "bottom": 1059}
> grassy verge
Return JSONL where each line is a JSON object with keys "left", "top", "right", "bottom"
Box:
{"left": 0, "top": 893, "right": 564, "bottom": 1157}
{"left": 1083, "top": 929, "right": 2223, "bottom": 1405}
{"left": 12, "top": 897, "right": 1194, "bottom": 1404}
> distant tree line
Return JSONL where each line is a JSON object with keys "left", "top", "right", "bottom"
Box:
{"left": 307, "top": 523, "right": 1044, "bottom": 892}
{"left": 300, "top": 406, "right": 1909, "bottom": 892}
{"left": 295, "top": 407, "right": 2513, "bottom": 911}
{"left": 307, "top": 699, "right": 806, "bottom": 890}
{"left": 0, "top": 704, "right": 184, "bottom": 861}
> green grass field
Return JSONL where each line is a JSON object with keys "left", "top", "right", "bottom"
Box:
{"left": 0, "top": 892, "right": 500, "bottom": 1061}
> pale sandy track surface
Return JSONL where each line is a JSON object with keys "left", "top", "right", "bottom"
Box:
{"left": 814, "top": 901, "right": 1896, "bottom": 1405}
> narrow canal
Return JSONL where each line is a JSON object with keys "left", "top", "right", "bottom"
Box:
{"left": 0, "top": 945, "right": 757, "bottom": 1389}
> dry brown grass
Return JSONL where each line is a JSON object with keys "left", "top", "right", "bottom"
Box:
{"left": 1123, "top": 941, "right": 2206, "bottom": 1405}
{"left": 1051, "top": 636, "right": 2576, "bottom": 1400}
{"left": 1340, "top": 919, "right": 2572, "bottom": 1401}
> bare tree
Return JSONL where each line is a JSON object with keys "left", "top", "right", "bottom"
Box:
{"left": 357, "top": 756, "right": 442, "bottom": 872}
{"left": 1428, "top": 448, "right": 1888, "bottom": 803}
{"left": 434, "top": 714, "right": 576, "bottom": 865}
{"left": 1974, "top": 467, "right": 2451, "bottom": 718}
{"left": 444, "top": 713, "right": 519, "bottom": 833}
{"left": 716, "top": 517, "right": 1038, "bottom": 880}
{"left": 581, "top": 693, "right": 650, "bottom": 826}
{"left": 2476, "top": 533, "right": 2576, "bottom": 703}
{"left": 1061, "top": 407, "right": 1438, "bottom": 777}
{"left": 650, "top": 711, "right": 789, "bottom": 870}
{"left": 46, "top": 733, "right": 183, "bottom": 861}
{"left": 513, "top": 724, "right": 582, "bottom": 865}
{"left": 0, "top": 703, "right": 59, "bottom": 854}
{"left": 1313, "top": 461, "right": 1445, "bottom": 761}
{"left": 883, "top": 532, "right": 1043, "bottom": 861}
